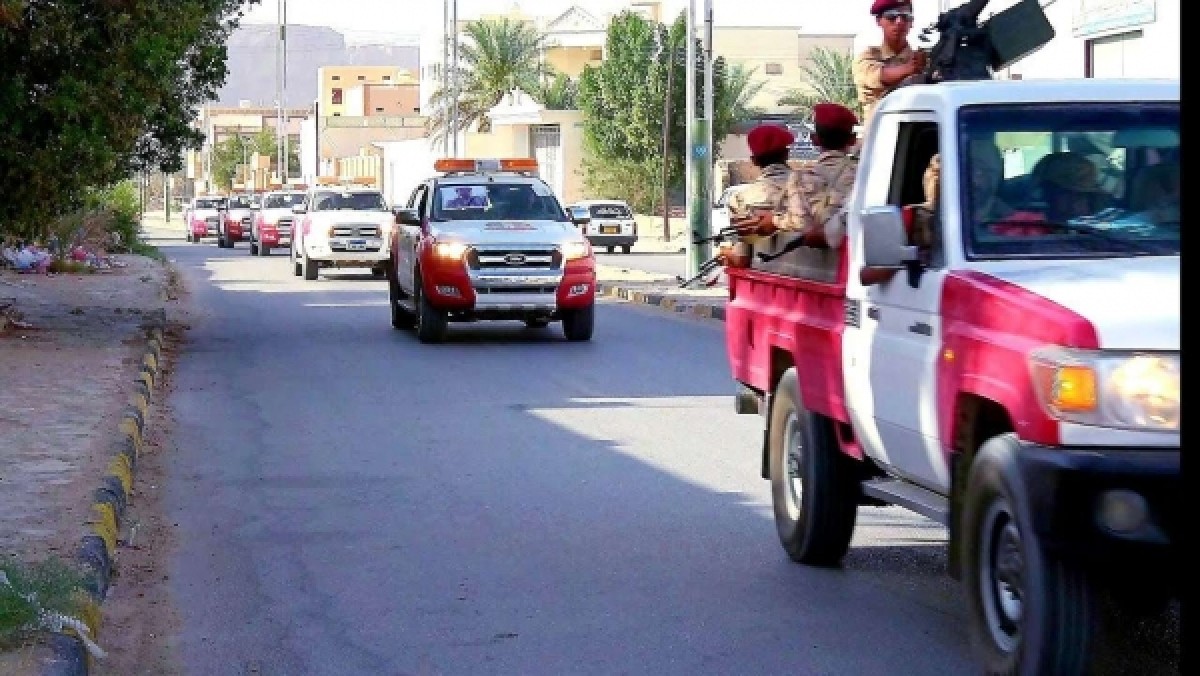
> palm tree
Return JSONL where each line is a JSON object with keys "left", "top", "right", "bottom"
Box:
{"left": 718, "top": 62, "right": 768, "bottom": 126}
{"left": 776, "top": 47, "right": 860, "bottom": 122}
{"left": 425, "top": 18, "right": 551, "bottom": 141}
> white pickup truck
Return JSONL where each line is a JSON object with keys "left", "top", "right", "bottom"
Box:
{"left": 290, "top": 186, "right": 393, "bottom": 280}
{"left": 725, "top": 78, "right": 1179, "bottom": 674}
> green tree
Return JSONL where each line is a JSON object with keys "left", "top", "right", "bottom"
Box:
{"left": 425, "top": 18, "right": 550, "bottom": 141}
{"left": 0, "top": 0, "right": 256, "bottom": 241}
{"left": 539, "top": 73, "right": 579, "bottom": 111}
{"left": 776, "top": 47, "right": 860, "bottom": 121}
{"left": 577, "top": 11, "right": 755, "bottom": 212}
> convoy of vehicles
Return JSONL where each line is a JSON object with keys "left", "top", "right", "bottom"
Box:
{"left": 566, "top": 199, "right": 638, "bottom": 253}
{"left": 386, "top": 158, "right": 597, "bottom": 343}
{"left": 290, "top": 185, "right": 393, "bottom": 280}
{"left": 723, "top": 78, "right": 1179, "bottom": 674}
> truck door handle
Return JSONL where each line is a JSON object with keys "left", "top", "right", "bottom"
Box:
{"left": 866, "top": 306, "right": 880, "bottom": 320}
{"left": 908, "top": 322, "right": 932, "bottom": 336}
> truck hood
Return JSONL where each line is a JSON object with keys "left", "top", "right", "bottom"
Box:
{"left": 259, "top": 208, "right": 296, "bottom": 223}
{"left": 307, "top": 211, "right": 393, "bottom": 225}
{"left": 190, "top": 209, "right": 220, "bottom": 220}
{"left": 430, "top": 220, "right": 583, "bottom": 246}
{"left": 982, "top": 257, "right": 1179, "bottom": 351}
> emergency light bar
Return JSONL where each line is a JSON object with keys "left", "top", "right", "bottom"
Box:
{"left": 433, "top": 158, "right": 539, "bottom": 174}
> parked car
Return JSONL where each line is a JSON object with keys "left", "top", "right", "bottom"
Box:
{"left": 567, "top": 199, "right": 637, "bottom": 254}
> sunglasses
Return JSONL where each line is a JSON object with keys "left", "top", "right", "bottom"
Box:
{"left": 881, "top": 10, "right": 915, "bottom": 22}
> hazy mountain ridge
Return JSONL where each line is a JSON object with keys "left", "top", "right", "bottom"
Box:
{"left": 217, "top": 23, "right": 420, "bottom": 109}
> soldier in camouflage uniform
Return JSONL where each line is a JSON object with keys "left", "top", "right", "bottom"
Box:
{"left": 852, "top": 0, "right": 927, "bottom": 130}
{"left": 724, "top": 124, "right": 795, "bottom": 267}
{"left": 771, "top": 103, "right": 861, "bottom": 249}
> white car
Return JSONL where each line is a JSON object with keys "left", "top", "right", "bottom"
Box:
{"left": 567, "top": 199, "right": 637, "bottom": 254}
{"left": 291, "top": 187, "right": 393, "bottom": 280}
{"left": 185, "top": 195, "right": 226, "bottom": 243}
{"left": 249, "top": 190, "right": 305, "bottom": 256}
{"left": 712, "top": 184, "right": 749, "bottom": 237}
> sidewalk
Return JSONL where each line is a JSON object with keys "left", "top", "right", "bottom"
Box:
{"left": 595, "top": 261, "right": 729, "bottom": 322}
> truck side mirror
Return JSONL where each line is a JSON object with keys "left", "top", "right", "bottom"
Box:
{"left": 392, "top": 207, "right": 420, "bottom": 225}
{"left": 861, "top": 206, "right": 919, "bottom": 268}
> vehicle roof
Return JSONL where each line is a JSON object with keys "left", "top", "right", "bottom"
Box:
{"left": 308, "top": 186, "right": 382, "bottom": 194}
{"left": 263, "top": 189, "right": 305, "bottom": 196}
{"left": 433, "top": 173, "right": 548, "bottom": 186}
{"left": 877, "top": 78, "right": 1179, "bottom": 115}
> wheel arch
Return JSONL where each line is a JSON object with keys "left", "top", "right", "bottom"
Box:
{"left": 948, "top": 392, "right": 1016, "bottom": 580}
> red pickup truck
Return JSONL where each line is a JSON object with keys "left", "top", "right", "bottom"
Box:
{"left": 725, "top": 79, "right": 1178, "bottom": 674}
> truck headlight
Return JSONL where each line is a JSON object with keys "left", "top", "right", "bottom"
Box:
{"left": 433, "top": 241, "right": 468, "bottom": 260}
{"left": 560, "top": 240, "right": 591, "bottom": 261}
{"left": 1030, "top": 347, "right": 1180, "bottom": 431}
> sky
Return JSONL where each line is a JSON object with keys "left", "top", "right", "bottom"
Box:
{"left": 235, "top": 0, "right": 930, "bottom": 45}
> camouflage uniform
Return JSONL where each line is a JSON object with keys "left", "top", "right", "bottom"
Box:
{"left": 726, "top": 163, "right": 791, "bottom": 248}
{"left": 773, "top": 150, "right": 859, "bottom": 247}
{"left": 852, "top": 44, "right": 918, "bottom": 127}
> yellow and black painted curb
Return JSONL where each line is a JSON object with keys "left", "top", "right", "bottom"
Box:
{"left": 43, "top": 308, "right": 168, "bottom": 676}
{"left": 598, "top": 283, "right": 726, "bottom": 322}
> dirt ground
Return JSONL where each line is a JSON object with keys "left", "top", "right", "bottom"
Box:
{"left": 0, "top": 251, "right": 183, "bottom": 674}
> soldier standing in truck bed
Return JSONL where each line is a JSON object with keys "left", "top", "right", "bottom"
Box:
{"left": 853, "top": 0, "right": 927, "bottom": 130}
{"left": 724, "top": 123, "right": 795, "bottom": 267}
{"left": 771, "top": 103, "right": 861, "bottom": 250}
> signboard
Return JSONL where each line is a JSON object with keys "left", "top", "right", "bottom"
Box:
{"left": 1072, "top": 0, "right": 1155, "bottom": 37}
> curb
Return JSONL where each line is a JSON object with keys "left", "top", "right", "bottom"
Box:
{"left": 42, "top": 308, "right": 168, "bottom": 676}
{"left": 598, "top": 283, "right": 727, "bottom": 322}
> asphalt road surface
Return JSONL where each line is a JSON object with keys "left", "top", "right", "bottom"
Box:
{"left": 595, "top": 251, "right": 686, "bottom": 279}
{"left": 155, "top": 235, "right": 1177, "bottom": 675}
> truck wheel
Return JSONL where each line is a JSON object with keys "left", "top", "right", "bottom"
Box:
{"left": 414, "top": 282, "right": 447, "bottom": 343}
{"left": 962, "top": 433, "right": 1095, "bottom": 675}
{"left": 371, "top": 265, "right": 386, "bottom": 279}
{"left": 621, "top": 244, "right": 632, "bottom": 254}
{"left": 303, "top": 253, "right": 318, "bottom": 280}
{"left": 388, "top": 269, "right": 415, "bottom": 330}
{"left": 249, "top": 242, "right": 258, "bottom": 255}
{"left": 606, "top": 245, "right": 616, "bottom": 254}
{"left": 186, "top": 232, "right": 192, "bottom": 243}
{"left": 767, "top": 368, "right": 858, "bottom": 566}
{"left": 524, "top": 318, "right": 549, "bottom": 329}
{"left": 561, "top": 303, "right": 594, "bottom": 342}
{"left": 259, "top": 244, "right": 270, "bottom": 257}
{"left": 292, "top": 245, "right": 301, "bottom": 276}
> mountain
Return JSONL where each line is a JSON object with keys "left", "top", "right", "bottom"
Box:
{"left": 216, "top": 23, "right": 421, "bottom": 109}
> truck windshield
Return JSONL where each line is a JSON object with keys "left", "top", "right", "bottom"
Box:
{"left": 228, "top": 196, "right": 251, "bottom": 209}
{"left": 194, "top": 199, "right": 223, "bottom": 210}
{"left": 263, "top": 193, "right": 306, "bottom": 209}
{"left": 431, "top": 183, "right": 568, "bottom": 222}
{"left": 312, "top": 191, "right": 387, "bottom": 211}
{"left": 588, "top": 203, "right": 632, "bottom": 219}
{"left": 960, "top": 102, "right": 1178, "bottom": 259}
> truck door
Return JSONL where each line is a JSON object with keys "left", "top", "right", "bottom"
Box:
{"left": 844, "top": 113, "right": 951, "bottom": 494}
{"left": 397, "top": 183, "right": 429, "bottom": 296}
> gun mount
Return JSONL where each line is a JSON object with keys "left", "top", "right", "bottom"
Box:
{"left": 906, "top": 0, "right": 1055, "bottom": 85}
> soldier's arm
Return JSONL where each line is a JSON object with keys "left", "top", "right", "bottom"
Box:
{"left": 772, "top": 172, "right": 806, "bottom": 231}
{"left": 854, "top": 49, "right": 919, "bottom": 89}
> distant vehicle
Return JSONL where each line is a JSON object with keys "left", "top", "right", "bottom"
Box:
{"left": 249, "top": 190, "right": 305, "bottom": 257}
{"left": 387, "top": 157, "right": 596, "bottom": 343}
{"left": 218, "top": 194, "right": 255, "bottom": 248}
{"left": 290, "top": 186, "right": 393, "bottom": 280}
{"left": 185, "top": 196, "right": 226, "bottom": 243}
{"left": 712, "top": 184, "right": 749, "bottom": 236}
{"left": 567, "top": 199, "right": 637, "bottom": 254}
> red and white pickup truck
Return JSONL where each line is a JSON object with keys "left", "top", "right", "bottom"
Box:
{"left": 725, "top": 78, "right": 1178, "bottom": 674}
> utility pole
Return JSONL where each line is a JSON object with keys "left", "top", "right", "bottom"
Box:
{"left": 442, "top": 0, "right": 450, "bottom": 156}
{"left": 660, "top": 35, "right": 674, "bottom": 240}
{"left": 163, "top": 172, "right": 171, "bottom": 222}
{"left": 276, "top": 0, "right": 283, "bottom": 184}
{"left": 685, "top": 0, "right": 715, "bottom": 278}
{"left": 281, "top": 0, "right": 289, "bottom": 185}
{"left": 684, "top": 0, "right": 696, "bottom": 276}
{"left": 450, "top": 0, "right": 460, "bottom": 157}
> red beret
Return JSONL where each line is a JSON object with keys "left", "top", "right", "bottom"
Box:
{"left": 812, "top": 103, "right": 858, "bottom": 133}
{"left": 746, "top": 124, "right": 795, "bottom": 157}
{"left": 870, "top": 0, "right": 910, "bottom": 15}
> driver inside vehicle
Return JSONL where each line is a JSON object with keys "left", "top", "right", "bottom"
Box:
{"left": 1033, "top": 151, "right": 1111, "bottom": 222}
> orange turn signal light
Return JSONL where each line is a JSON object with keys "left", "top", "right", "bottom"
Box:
{"left": 433, "top": 158, "right": 540, "bottom": 174}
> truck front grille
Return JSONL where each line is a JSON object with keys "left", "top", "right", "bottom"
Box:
{"left": 330, "top": 224, "right": 381, "bottom": 238}
{"left": 468, "top": 246, "right": 561, "bottom": 271}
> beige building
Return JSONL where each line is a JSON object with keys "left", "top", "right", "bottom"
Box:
{"left": 713, "top": 29, "right": 854, "bottom": 114}
{"left": 186, "top": 104, "right": 310, "bottom": 195}
{"left": 318, "top": 66, "right": 417, "bottom": 117}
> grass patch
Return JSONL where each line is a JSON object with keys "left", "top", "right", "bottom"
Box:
{"left": 131, "top": 240, "right": 165, "bottom": 261}
{"left": 0, "top": 559, "right": 89, "bottom": 651}
{"left": 45, "top": 259, "right": 94, "bottom": 275}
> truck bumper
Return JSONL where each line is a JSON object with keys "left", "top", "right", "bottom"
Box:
{"left": 305, "top": 240, "right": 389, "bottom": 267}
{"left": 1016, "top": 443, "right": 1179, "bottom": 579}
{"left": 586, "top": 234, "right": 638, "bottom": 248}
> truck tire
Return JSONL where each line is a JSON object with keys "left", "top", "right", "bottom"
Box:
{"left": 561, "top": 303, "right": 594, "bottom": 341}
{"left": 388, "top": 269, "right": 415, "bottom": 330}
{"left": 767, "top": 368, "right": 858, "bottom": 566}
{"left": 962, "top": 433, "right": 1095, "bottom": 676}
{"left": 414, "top": 281, "right": 447, "bottom": 343}
{"left": 259, "top": 244, "right": 270, "bottom": 257}
{"left": 621, "top": 244, "right": 632, "bottom": 254}
{"left": 292, "top": 244, "right": 301, "bottom": 276}
{"left": 249, "top": 241, "right": 258, "bottom": 255}
{"left": 524, "top": 318, "right": 549, "bottom": 329}
{"left": 303, "top": 253, "right": 319, "bottom": 280}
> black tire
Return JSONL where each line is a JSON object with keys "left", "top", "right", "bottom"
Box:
{"left": 606, "top": 245, "right": 615, "bottom": 254}
{"left": 259, "top": 244, "right": 270, "bottom": 257}
{"left": 371, "top": 265, "right": 386, "bottom": 279}
{"left": 962, "top": 433, "right": 1095, "bottom": 675}
{"left": 767, "top": 368, "right": 858, "bottom": 566}
{"left": 249, "top": 241, "right": 258, "bottom": 255}
{"left": 524, "top": 318, "right": 550, "bottom": 329}
{"left": 303, "top": 253, "right": 318, "bottom": 280}
{"left": 561, "top": 303, "right": 594, "bottom": 342}
{"left": 388, "top": 268, "right": 415, "bottom": 330}
{"left": 414, "top": 280, "right": 447, "bottom": 343}
{"left": 292, "top": 245, "right": 301, "bottom": 276}
{"left": 621, "top": 244, "right": 632, "bottom": 254}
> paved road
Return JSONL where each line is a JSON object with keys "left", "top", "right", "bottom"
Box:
{"left": 595, "top": 251, "right": 686, "bottom": 279}
{"left": 153, "top": 234, "right": 1176, "bottom": 675}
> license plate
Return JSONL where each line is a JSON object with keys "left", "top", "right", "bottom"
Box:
{"left": 600, "top": 225, "right": 620, "bottom": 234}
{"left": 347, "top": 240, "right": 367, "bottom": 251}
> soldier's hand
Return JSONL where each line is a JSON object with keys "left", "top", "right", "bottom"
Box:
{"left": 911, "top": 51, "right": 928, "bottom": 74}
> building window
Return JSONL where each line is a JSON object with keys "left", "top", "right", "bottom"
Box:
{"left": 1086, "top": 30, "right": 1142, "bottom": 78}
{"left": 590, "top": 49, "right": 603, "bottom": 60}
{"left": 383, "top": 75, "right": 392, "bottom": 81}
{"left": 357, "top": 75, "right": 366, "bottom": 81}
{"left": 332, "top": 75, "right": 341, "bottom": 81}
{"left": 765, "top": 63, "right": 783, "bottom": 75}
{"left": 332, "top": 112, "right": 341, "bottom": 117}
{"left": 375, "top": 107, "right": 385, "bottom": 112}
{"left": 331, "top": 88, "right": 343, "bottom": 104}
